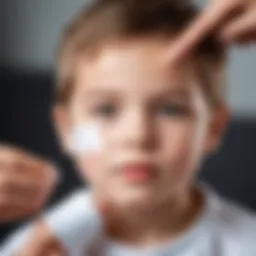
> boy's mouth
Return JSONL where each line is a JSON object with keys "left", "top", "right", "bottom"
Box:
{"left": 121, "top": 162, "right": 157, "bottom": 183}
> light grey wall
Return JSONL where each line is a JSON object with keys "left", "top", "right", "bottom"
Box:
{"left": 3, "top": 0, "right": 256, "bottom": 116}
{"left": 4, "top": 0, "right": 92, "bottom": 70}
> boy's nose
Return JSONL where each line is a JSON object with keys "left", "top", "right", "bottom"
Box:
{"left": 121, "top": 109, "right": 156, "bottom": 150}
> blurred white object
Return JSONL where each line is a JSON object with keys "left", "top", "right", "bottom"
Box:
{"left": 2, "top": 185, "right": 256, "bottom": 255}
{"left": 1, "top": 190, "right": 103, "bottom": 256}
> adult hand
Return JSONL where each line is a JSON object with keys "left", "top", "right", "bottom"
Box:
{"left": 12, "top": 221, "right": 64, "bottom": 256}
{"left": 169, "top": 0, "right": 256, "bottom": 61}
{"left": 0, "top": 145, "right": 59, "bottom": 223}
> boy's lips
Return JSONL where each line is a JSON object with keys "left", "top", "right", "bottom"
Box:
{"left": 121, "top": 162, "right": 156, "bottom": 182}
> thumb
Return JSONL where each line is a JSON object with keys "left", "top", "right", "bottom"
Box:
{"left": 24, "top": 221, "right": 62, "bottom": 256}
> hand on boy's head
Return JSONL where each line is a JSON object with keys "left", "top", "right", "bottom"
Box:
{"left": 169, "top": 0, "right": 256, "bottom": 62}
{"left": 218, "top": 0, "right": 256, "bottom": 43}
{"left": 13, "top": 221, "right": 64, "bottom": 256}
{"left": 0, "top": 144, "right": 59, "bottom": 223}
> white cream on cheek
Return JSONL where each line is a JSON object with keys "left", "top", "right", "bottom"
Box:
{"left": 69, "top": 122, "right": 103, "bottom": 155}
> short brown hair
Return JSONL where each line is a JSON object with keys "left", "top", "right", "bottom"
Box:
{"left": 55, "top": 0, "right": 227, "bottom": 106}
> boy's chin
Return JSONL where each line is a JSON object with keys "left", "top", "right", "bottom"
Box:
{"left": 110, "top": 187, "right": 160, "bottom": 210}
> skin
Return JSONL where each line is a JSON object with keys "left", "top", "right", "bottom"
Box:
{"left": 0, "top": 145, "right": 58, "bottom": 223}
{"left": 16, "top": 38, "right": 226, "bottom": 256}
{"left": 13, "top": 0, "right": 256, "bottom": 254}
{"left": 12, "top": 221, "right": 64, "bottom": 256}
{"left": 169, "top": 0, "right": 256, "bottom": 62}
{"left": 59, "top": 37, "right": 227, "bottom": 242}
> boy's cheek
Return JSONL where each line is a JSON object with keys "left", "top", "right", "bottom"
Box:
{"left": 66, "top": 122, "right": 107, "bottom": 181}
{"left": 161, "top": 122, "right": 207, "bottom": 165}
{"left": 76, "top": 153, "right": 105, "bottom": 182}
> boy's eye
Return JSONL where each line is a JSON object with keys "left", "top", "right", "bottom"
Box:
{"left": 93, "top": 104, "right": 117, "bottom": 117}
{"left": 157, "top": 103, "right": 188, "bottom": 117}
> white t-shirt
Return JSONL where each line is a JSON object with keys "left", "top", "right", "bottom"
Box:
{"left": 1, "top": 185, "right": 256, "bottom": 256}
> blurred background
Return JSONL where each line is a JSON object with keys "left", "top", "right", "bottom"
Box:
{"left": 1, "top": 0, "right": 256, "bottom": 243}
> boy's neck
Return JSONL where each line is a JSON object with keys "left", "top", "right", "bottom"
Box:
{"left": 104, "top": 186, "right": 204, "bottom": 248}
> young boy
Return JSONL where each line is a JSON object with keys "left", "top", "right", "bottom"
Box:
{"left": 2, "top": 0, "right": 256, "bottom": 255}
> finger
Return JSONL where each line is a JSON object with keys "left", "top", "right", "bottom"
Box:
{"left": 0, "top": 145, "right": 24, "bottom": 162}
{"left": 47, "top": 253, "right": 63, "bottom": 256}
{"left": 234, "top": 31, "right": 256, "bottom": 44}
{"left": 39, "top": 246, "right": 64, "bottom": 256}
{"left": 12, "top": 235, "right": 45, "bottom": 256}
{"left": 0, "top": 196, "right": 43, "bottom": 223}
{"left": 18, "top": 221, "right": 62, "bottom": 256}
{"left": 168, "top": 0, "right": 242, "bottom": 62}
{"left": 27, "top": 162, "right": 60, "bottom": 191}
{"left": 0, "top": 148, "right": 55, "bottom": 183}
{"left": 0, "top": 146, "right": 43, "bottom": 167}
{"left": 0, "top": 188, "right": 46, "bottom": 209}
{"left": 220, "top": 10, "right": 256, "bottom": 42}
{"left": 8, "top": 159, "right": 59, "bottom": 196}
{"left": 0, "top": 163, "right": 58, "bottom": 197}
{"left": 15, "top": 157, "right": 56, "bottom": 182}
{"left": 0, "top": 170, "right": 43, "bottom": 193}
{"left": 47, "top": 244, "right": 65, "bottom": 256}
{"left": 0, "top": 207, "right": 36, "bottom": 223}
{"left": 0, "top": 175, "right": 51, "bottom": 222}
{"left": 0, "top": 169, "right": 58, "bottom": 222}
{"left": 0, "top": 170, "right": 53, "bottom": 205}
{"left": 0, "top": 145, "right": 58, "bottom": 180}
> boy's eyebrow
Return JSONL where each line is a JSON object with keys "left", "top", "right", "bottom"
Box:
{"left": 81, "top": 86, "right": 191, "bottom": 100}
{"left": 82, "top": 89, "right": 120, "bottom": 99}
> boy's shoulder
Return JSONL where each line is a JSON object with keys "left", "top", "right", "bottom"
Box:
{"left": 206, "top": 187, "right": 256, "bottom": 251}
{"left": 209, "top": 188, "right": 256, "bottom": 227}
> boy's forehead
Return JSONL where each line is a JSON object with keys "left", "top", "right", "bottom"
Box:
{"left": 75, "top": 38, "right": 198, "bottom": 92}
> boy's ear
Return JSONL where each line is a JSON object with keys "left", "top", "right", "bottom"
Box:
{"left": 52, "top": 105, "right": 72, "bottom": 155}
{"left": 205, "top": 103, "right": 229, "bottom": 154}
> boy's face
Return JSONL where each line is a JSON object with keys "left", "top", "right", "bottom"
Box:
{"left": 56, "top": 38, "right": 227, "bottom": 208}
